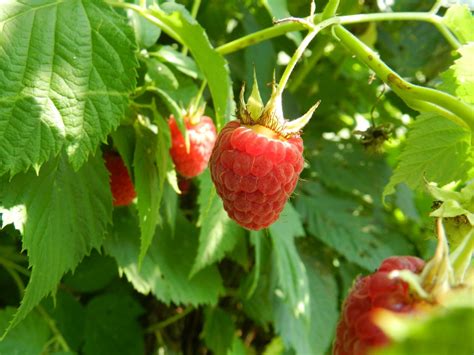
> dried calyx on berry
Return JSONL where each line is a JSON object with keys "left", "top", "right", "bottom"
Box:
{"left": 239, "top": 73, "right": 320, "bottom": 139}
{"left": 210, "top": 74, "right": 320, "bottom": 230}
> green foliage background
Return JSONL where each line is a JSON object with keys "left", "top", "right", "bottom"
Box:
{"left": 0, "top": 0, "right": 473, "bottom": 354}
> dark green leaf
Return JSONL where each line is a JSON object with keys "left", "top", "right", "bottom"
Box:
{"left": 104, "top": 209, "right": 224, "bottom": 305}
{"left": 83, "top": 291, "right": 144, "bottom": 355}
{"left": 296, "top": 182, "right": 394, "bottom": 270}
{"left": 0, "top": 153, "right": 112, "bottom": 334}
{"left": 62, "top": 251, "right": 117, "bottom": 293}
{"left": 202, "top": 307, "right": 235, "bottom": 355}
{"left": 111, "top": 125, "right": 136, "bottom": 172}
{"left": 0, "top": 308, "right": 50, "bottom": 354}
{"left": 134, "top": 125, "right": 167, "bottom": 263}
{"left": 191, "top": 170, "right": 244, "bottom": 276}
{"left": 43, "top": 290, "right": 85, "bottom": 351}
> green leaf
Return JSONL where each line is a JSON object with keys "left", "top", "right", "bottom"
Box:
{"left": 273, "top": 239, "right": 339, "bottom": 355}
{"left": 134, "top": 124, "right": 168, "bottom": 264}
{"left": 309, "top": 139, "right": 391, "bottom": 205}
{"left": 227, "top": 336, "right": 247, "bottom": 355}
{"left": 43, "top": 290, "right": 85, "bottom": 352}
{"left": 83, "top": 291, "right": 144, "bottom": 355}
{"left": 240, "top": 232, "right": 274, "bottom": 327}
{"left": 129, "top": 0, "right": 161, "bottom": 48}
{"left": 202, "top": 307, "right": 235, "bottom": 355}
{"left": 150, "top": 3, "right": 233, "bottom": 128}
{"left": 111, "top": 125, "right": 136, "bottom": 172}
{"left": 0, "top": 153, "right": 112, "bottom": 335}
{"left": 270, "top": 206, "right": 310, "bottom": 322}
{"left": 0, "top": 308, "right": 50, "bottom": 354}
{"left": 296, "top": 182, "right": 395, "bottom": 270}
{"left": 104, "top": 209, "right": 224, "bottom": 306}
{"left": 191, "top": 170, "right": 244, "bottom": 277}
{"left": 375, "top": 306, "right": 474, "bottom": 355}
{"left": 146, "top": 58, "right": 179, "bottom": 91}
{"left": 384, "top": 113, "right": 473, "bottom": 197}
{"left": 263, "top": 337, "right": 285, "bottom": 355}
{"left": 439, "top": 44, "right": 474, "bottom": 104}
{"left": 62, "top": 251, "right": 118, "bottom": 293}
{"left": 151, "top": 45, "right": 202, "bottom": 80}
{"left": 269, "top": 203, "right": 304, "bottom": 239}
{"left": 443, "top": 5, "right": 474, "bottom": 44}
{"left": 0, "top": 0, "right": 138, "bottom": 175}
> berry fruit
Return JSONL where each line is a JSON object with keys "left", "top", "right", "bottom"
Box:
{"left": 169, "top": 115, "right": 217, "bottom": 178}
{"left": 104, "top": 151, "right": 136, "bottom": 207}
{"left": 209, "top": 75, "right": 319, "bottom": 230}
{"left": 333, "top": 256, "right": 426, "bottom": 355}
{"left": 210, "top": 121, "right": 304, "bottom": 230}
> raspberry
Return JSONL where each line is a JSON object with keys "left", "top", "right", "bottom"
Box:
{"left": 209, "top": 72, "right": 319, "bottom": 229}
{"left": 334, "top": 256, "right": 425, "bottom": 355}
{"left": 104, "top": 151, "right": 136, "bottom": 206}
{"left": 169, "top": 115, "right": 217, "bottom": 178}
{"left": 209, "top": 121, "right": 304, "bottom": 230}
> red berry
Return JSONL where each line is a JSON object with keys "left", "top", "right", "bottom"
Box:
{"left": 209, "top": 121, "right": 304, "bottom": 230}
{"left": 334, "top": 256, "right": 425, "bottom": 355}
{"left": 104, "top": 151, "right": 136, "bottom": 207}
{"left": 169, "top": 115, "right": 217, "bottom": 178}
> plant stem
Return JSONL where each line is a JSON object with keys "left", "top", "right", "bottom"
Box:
{"left": 333, "top": 25, "right": 474, "bottom": 130}
{"left": 216, "top": 22, "right": 301, "bottom": 55}
{"left": 215, "top": 12, "right": 460, "bottom": 55}
{"left": 107, "top": 1, "right": 460, "bottom": 52}
{"left": 276, "top": 27, "right": 319, "bottom": 97}
{"left": 2, "top": 264, "right": 25, "bottom": 298}
{"left": 107, "top": 0, "right": 470, "bottom": 129}
{"left": 0, "top": 256, "right": 30, "bottom": 276}
{"left": 146, "top": 307, "right": 193, "bottom": 333}
{"left": 38, "top": 306, "right": 71, "bottom": 353}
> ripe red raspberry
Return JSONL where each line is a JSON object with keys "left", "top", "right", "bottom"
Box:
{"left": 104, "top": 151, "right": 136, "bottom": 206}
{"left": 169, "top": 115, "right": 217, "bottom": 178}
{"left": 209, "top": 121, "right": 304, "bottom": 230}
{"left": 334, "top": 256, "right": 426, "bottom": 355}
